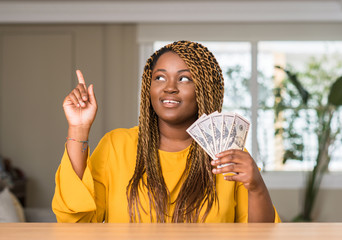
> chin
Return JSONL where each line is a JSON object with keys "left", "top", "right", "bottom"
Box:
{"left": 159, "top": 115, "right": 197, "bottom": 127}
{"left": 163, "top": 117, "right": 184, "bottom": 125}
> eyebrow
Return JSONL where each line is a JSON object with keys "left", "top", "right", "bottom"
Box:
{"left": 153, "top": 69, "right": 190, "bottom": 74}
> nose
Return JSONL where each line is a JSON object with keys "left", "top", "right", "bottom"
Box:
{"left": 163, "top": 79, "right": 179, "bottom": 94}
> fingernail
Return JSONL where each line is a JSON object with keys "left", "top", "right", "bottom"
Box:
{"left": 77, "top": 104, "right": 80, "bottom": 107}
{"left": 212, "top": 169, "right": 217, "bottom": 174}
{"left": 83, "top": 96, "right": 87, "bottom": 101}
{"left": 211, "top": 160, "right": 215, "bottom": 165}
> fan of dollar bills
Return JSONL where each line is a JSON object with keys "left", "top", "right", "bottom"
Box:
{"left": 186, "top": 112, "right": 250, "bottom": 167}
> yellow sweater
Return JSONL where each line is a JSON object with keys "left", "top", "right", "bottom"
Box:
{"left": 52, "top": 126, "right": 281, "bottom": 223}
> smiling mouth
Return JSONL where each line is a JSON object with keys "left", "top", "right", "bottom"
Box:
{"left": 162, "top": 100, "right": 180, "bottom": 104}
{"left": 161, "top": 99, "right": 181, "bottom": 107}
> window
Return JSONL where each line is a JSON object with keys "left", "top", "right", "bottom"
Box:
{"left": 258, "top": 41, "right": 342, "bottom": 171}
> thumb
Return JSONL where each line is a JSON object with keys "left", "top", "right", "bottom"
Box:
{"left": 88, "top": 84, "right": 97, "bottom": 105}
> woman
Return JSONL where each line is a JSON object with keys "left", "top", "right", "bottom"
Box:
{"left": 52, "top": 40, "right": 281, "bottom": 223}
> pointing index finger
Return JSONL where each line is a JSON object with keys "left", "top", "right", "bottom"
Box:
{"left": 76, "top": 70, "right": 86, "bottom": 85}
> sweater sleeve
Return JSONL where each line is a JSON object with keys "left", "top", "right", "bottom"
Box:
{"left": 234, "top": 182, "right": 281, "bottom": 223}
{"left": 52, "top": 134, "right": 111, "bottom": 223}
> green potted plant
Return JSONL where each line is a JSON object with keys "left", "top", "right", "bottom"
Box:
{"left": 274, "top": 55, "right": 342, "bottom": 221}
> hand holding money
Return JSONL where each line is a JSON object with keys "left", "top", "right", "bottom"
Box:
{"left": 212, "top": 149, "right": 266, "bottom": 192}
{"left": 186, "top": 112, "right": 250, "bottom": 175}
{"left": 186, "top": 112, "right": 275, "bottom": 220}
{"left": 186, "top": 112, "right": 250, "bottom": 164}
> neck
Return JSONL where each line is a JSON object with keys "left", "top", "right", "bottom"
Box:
{"left": 158, "top": 120, "right": 195, "bottom": 152}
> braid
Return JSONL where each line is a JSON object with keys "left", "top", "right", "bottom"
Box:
{"left": 127, "top": 40, "right": 224, "bottom": 222}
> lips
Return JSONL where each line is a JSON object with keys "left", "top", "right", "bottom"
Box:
{"left": 162, "top": 100, "right": 180, "bottom": 104}
{"left": 161, "top": 98, "right": 181, "bottom": 107}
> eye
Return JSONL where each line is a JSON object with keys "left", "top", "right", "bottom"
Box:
{"left": 179, "top": 76, "right": 191, "bottom": 82}
{"left": 155, "top": 76, "right": 166, "bottom": 81}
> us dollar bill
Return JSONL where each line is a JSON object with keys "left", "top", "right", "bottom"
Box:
{"left": 186, "top": 114, "right": 215, "bottom": 159}
{"left": 220, "top": 113, "right": 250, "bottom": 169}
{"left": 210, "top": 112, "right": 223, "bottom": 155}
{"left": 197, "top": 115, "right": 217, "bottom": 159}
{"left": 187, "top": 112, "right": 250, "bottom": 164}
{"left": 225, "top": 113, "right": 250, "bottom": 151}
{"left": 221, "top": 113, "right": 235, "bottom": 152}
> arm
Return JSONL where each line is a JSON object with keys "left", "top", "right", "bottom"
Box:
{"left": 52, "top": 70, "right": 104, "bottom": 223}
{"left": 212, "top": 150, "right": 275, "bottom": 222}
{"left": 63, "top": 70, "right": 97, "bottom": 179}
{"left": 247, "top": 177, "right": 275, "bottom": 222}
{"left": 52, "top": 137, "right": 108, "bottom": 223}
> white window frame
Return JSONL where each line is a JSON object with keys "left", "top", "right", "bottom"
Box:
{"left": 137, "top": 22, "right": 342, "bottom": 189}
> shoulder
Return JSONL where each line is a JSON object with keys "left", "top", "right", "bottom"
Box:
{"left": 105, "top": 126, "right": 139, "bottom": 142}
{"left": 100, "top": 126, "right": 139, "bottom": 150}
{"left": 90, "top": 126, "right": 139, "bottom": 172}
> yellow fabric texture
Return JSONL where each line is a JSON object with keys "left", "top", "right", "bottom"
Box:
{"left": 52, "top": 126, "right": 281, "bottom": 223}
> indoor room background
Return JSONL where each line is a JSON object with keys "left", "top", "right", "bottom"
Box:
{"left": 0, "top": 0, "right": 342, "bottom": 222}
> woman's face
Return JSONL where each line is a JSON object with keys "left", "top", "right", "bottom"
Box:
{"left": 150, "top": 51, "right": 198, "bottom": 126}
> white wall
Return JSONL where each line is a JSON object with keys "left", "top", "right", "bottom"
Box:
{"left": 269, "top": 188, "right": 342, "bottom": 222}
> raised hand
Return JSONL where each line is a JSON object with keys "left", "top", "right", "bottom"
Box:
{"left": 63, "top": 70, "right": 97, "bottom": 130}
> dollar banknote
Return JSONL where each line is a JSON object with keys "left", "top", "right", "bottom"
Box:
{"left": 186, "top": 114, "right": 216, "bottom": 159}
{"left": 210, "top": 112, "right": 223, "bottom": 155}
{"left": 187, "top": 112, "right": 250, "bottom": 166}
{"left": 221, "top": 113, "right": 235, "bottom": 152}
{"left": 197, "top": 115, "right": 217, "bottom": 159}
{"left": 225, "top": 113, "right": 250, "bottom": 151}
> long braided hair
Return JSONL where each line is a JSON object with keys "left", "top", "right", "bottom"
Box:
{"left": 127, "top": 40, "right": 224, "bottom": 223}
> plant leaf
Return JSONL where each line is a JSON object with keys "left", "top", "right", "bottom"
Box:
{"left": 328, "top": 76, "right": 342, "bottom": 106}
{"left": 275, "top": 65, "right": 310, "bottom": 105}
{"left": 283, "top": 150, "right": 302, "bottom": 163}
